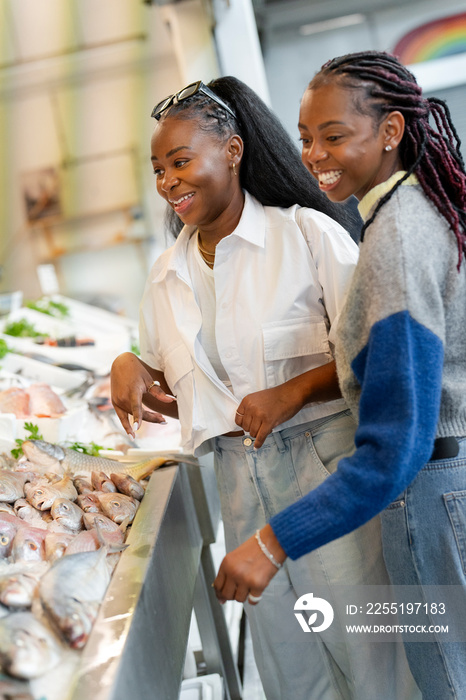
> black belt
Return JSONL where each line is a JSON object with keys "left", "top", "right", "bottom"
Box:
{"left": 430, "top": 437, "right": 459, "bottom": 461}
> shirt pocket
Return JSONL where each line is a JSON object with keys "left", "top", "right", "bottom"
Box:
{"left": 262, "top": 315, "right": 332, "bottom": 388}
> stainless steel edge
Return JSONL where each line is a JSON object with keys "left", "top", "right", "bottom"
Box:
{"left": 67, "top": 463, "right": 203, "bottom": 700}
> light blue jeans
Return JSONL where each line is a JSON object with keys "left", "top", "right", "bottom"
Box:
{"left": 214, "top": 410, "right": 420, "bottom": 700}
{"left": 381, "top": 435, "right": 466, "bottom": 700}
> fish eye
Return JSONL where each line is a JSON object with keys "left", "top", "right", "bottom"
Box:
{"left": 112, "top": 501, "right": 121, "bottom": 508}
{"left": 0, "top": 536, "right": 9, "bottom": 546}
{"left": 35, "top": 490, "right": 43, "bottom": 496}
{"left": 28, "top": 542, "right": 38, "bottom": 551}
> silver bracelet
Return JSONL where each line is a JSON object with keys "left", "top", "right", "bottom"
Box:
{"left": 255, "top": 529, "right": 282, "bottom": 570}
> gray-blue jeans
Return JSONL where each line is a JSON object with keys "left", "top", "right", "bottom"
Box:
{"left": 214, "top": 410, "right": 420, "bottom": 700}
{"left": 381, "top": 436, "right": 466, "bottom": 700}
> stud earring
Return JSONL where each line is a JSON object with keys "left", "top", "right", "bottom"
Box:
{"left": 385, "top": 145, "right": 393, "bottom": 152}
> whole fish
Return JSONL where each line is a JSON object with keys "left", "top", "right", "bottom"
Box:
{"left": 0, "top": 514, "right": 23, "bottom": 560}
{"left": 11, "top": 525, "right": 47, "bottom": 563}
{"left": 0, "top": 611, "right": 62, "bottom": 679}
{"left": 91, "top": 471, "right": 117, "bottom": 493}
{"left": 110, "top": 472, "right": 145, "bottom": 501}
{"left": 51, "top": 498, "right": 84, "bottom": 533}
{"left": 39, "top": 548, "right": 111, "bottom": 649}
{"left": 96, "top": 492, "right": 139, "bottom": 524}
{"left": 0, "top": 472, "right": 32, "bottom": 503}
{"left": 44, "top": 531, "right": 74, "bottom": 563}
{"left": 24, "top": 474, "right": 78, "bottom": 511}
{"left": 83, "top": 512, "right": 121, "bottom": 533}
{"left": 73, "top": 476, "right": 94, "bottom": 494}
{"left": 19, "top": 439, "right": 197, "bottom": 478}
{"left": 76, "top": 492, "right": 103, "bottom": 514}
{"left": 13, "top": 499, "right": 49, "bottom": 530}
{"left": 0, "top": 561, "right": 49, "bottom": 609}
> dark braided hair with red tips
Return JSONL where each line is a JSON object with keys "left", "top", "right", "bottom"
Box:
{"left": 310, "top": 50, "right": 466, "bottom": 269}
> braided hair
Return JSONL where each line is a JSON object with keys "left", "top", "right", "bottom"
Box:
{"left": 157, "top": 76, "right": 358, "bottom": 239}
{"left": 310, "top": 51, "right": 466, "bottom": 268}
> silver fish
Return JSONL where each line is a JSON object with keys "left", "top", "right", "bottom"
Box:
{"left": 110, "top": 472, "right": 145, "bottom": 500}
{"left": 0, "top": 515, "right": 23, "bottom": 560}
{"left": 20, "top": 439, "right": 197, "bottom": 478}
{"left": 24, "top": 474, "right": 78, "bottom": 511}
{"left": 0, "top": 472, "right": 31, "bottom": 503}
{"left": 13, "top": 499, "right": 49, "bottom": 530}
{"left": 96, "top": 492, "right": 139, "bottom": 524}
{"left": 44, "top": 531, "right": 74, "bottom": 563}
{"left": 83, "top": 512, "right": 120, "bottom": 533}
{"left": 51, "top": 498, "right": 84, "bottom": 533}
{"left": 91, "top": 471, "right": 117, "bottom": 493}
{"left": 0, "top": 611, "right": 61, "bottom": 679}
{"left": 11, "top": 525, "right": 47, "bottom": 563}
{"left": 0, "top": 561, "right": 49, "bottom": 609}
{"left": 39, "top": 548, "right": 111, "bottom": 649}
{"left": 76, "top": 492, "right": 103, "bottom": 514}
{"left": 73, "top": 475, "right": 94, "bottom": 494}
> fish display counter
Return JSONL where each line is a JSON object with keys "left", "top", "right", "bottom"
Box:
{"left": 0, "top": 457, "right": 241, "bottom": 700}
{"left": 68, "top": 460, "right": 240, "bottom": 700}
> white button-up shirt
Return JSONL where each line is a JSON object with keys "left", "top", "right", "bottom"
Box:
{"left": 140, "top": 192, "right": 359, "bottom": 455}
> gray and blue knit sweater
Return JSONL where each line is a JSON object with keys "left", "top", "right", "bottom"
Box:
{"left": 271, "top": 177, "right": 466, "bottom": 559}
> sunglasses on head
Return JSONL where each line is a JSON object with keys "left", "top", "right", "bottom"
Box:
{"left": 151, "top": 80, "right": 236, "bottom": 121}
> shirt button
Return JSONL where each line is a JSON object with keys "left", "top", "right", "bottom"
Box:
{"left": 243, "top": 437, "right": 252, "bottom": 447}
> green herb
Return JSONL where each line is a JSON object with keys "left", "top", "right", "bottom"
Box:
{"left": 11, "top": 422, "right": 44, "bottom": 459}
{"left": 0, "top": 339, "right": 12, "bottom": 359}
{"left": 4, "top": 318, "right": 43, "bottom": 338}
{"left": 66, "top": 441, "right": 112, "bottom": 456}
{"left": 25, "top": 298, "right": 69, "bottom": 319}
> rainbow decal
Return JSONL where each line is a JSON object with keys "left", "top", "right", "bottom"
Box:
{"left": 393, "top": 12, "right": 466, "bottom": 64}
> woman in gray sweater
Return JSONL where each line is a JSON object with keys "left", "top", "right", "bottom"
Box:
{"left": 214, "top": 51, "right": 466, "bottom": 700}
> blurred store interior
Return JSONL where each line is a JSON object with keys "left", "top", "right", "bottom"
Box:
{"left": 1, "top": 0, "right": 465, "bottom": 318}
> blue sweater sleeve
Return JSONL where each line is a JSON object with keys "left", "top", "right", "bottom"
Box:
{"left": 270, "top": 310, "right": 444, "bottom": 560}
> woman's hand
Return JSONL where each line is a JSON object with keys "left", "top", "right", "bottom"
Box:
{"left": 235, "top": 361, "right": 341, "bottom": 449}
{"left": 235, "top": 384, "right": 302, "bottom": 449}
{"left": 213, "top": 524, "right": 286, "bottom": 605}
{"left": 111, "top": 352, "right": 177, "bottom": 438}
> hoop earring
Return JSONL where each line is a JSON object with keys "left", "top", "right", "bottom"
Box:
{"left": 385, "top": 145, "right": 393, "bottom": 152}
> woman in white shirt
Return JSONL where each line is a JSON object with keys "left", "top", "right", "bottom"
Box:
{"left": 111, "top": 76, "right": 419, "bottom": 700}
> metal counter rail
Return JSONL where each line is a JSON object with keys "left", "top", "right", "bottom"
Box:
{"left": 66, "top": 461, "right": 242, "bottom": 700}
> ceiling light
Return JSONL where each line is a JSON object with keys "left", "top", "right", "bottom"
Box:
{"left": 299, "top": 14, "right": 366, "bottom": 36}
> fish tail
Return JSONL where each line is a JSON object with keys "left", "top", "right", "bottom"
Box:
{"left": 123, "top": 457, "right": 169, "bottom": 481}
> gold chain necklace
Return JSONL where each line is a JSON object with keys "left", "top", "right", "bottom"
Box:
{"left": 197, "top": 233, "right": 215, "bottom": 268}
